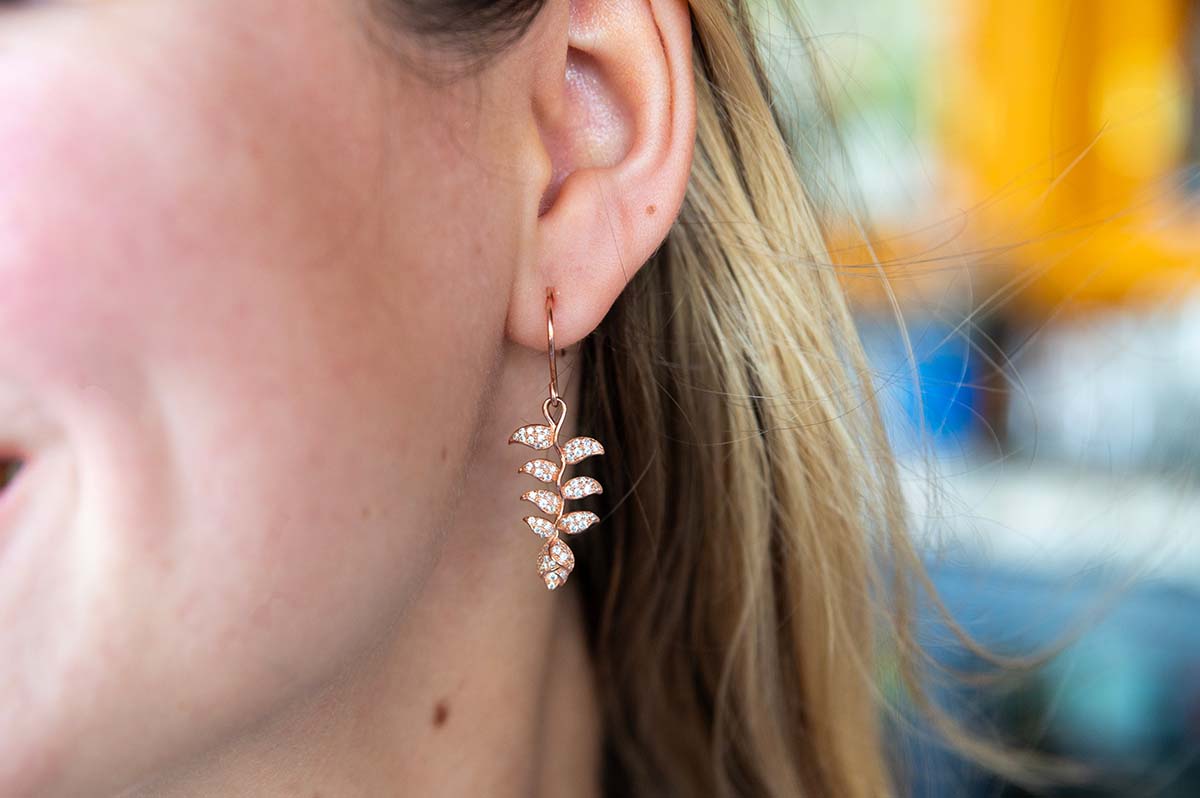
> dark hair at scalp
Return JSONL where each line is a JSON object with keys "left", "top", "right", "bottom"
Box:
{"left": 368, "top": 0, "right": 548, "bottom": 79}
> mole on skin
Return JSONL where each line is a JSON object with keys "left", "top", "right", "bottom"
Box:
{"left": 432, "top": 701, "right": 450, "bottom": 728}
{"left": 645, "top": 204, "right": 657, "bottom": 215}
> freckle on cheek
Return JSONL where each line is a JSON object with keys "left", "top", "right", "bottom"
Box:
{"left": 645, "top": 204, "right": 656, "bottom": 216}
{"left": 432, "top": 700, "right": 449, "bottom": 728}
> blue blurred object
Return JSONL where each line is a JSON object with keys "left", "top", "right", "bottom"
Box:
{"left": 894, "top": 560, "right": 1200, "bottom": 797}
{"left": 857, "top": 315, "right": 984, "bottom": 456}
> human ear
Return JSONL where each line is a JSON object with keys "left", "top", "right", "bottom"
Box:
{"left": 506, "top": 0, "right": 696, "bottom": 350}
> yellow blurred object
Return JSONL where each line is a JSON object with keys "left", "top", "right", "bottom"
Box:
{"left": 943, "top": 0, "right": 1200, "bottom": 309}
{"left": 836, "top": 0, "right": 1200, "bottom": 312}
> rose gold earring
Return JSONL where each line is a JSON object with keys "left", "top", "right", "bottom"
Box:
{"left": 508, "top": 287, "right": 605, "bottom": 590}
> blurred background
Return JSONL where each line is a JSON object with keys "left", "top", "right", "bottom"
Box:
{"left": 785, "top": 1, "right": 1200, "bottom": 794}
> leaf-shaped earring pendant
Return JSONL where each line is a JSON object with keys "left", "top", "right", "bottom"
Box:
{"left": 508, "top": 287, "right": 605, "bottom": 591}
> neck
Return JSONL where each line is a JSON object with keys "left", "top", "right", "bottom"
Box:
{"left": 121, "top": 353, "right": 603, "bottom": 798}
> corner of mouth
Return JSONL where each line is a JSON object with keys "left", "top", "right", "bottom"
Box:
{"left": 0, "top": 454, "right": 25, "bottom": 497}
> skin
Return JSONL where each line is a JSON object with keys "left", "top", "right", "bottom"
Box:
{"left": 0, "top": 0, "right": 694, "bottom": 795}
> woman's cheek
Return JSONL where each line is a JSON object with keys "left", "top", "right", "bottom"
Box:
{"left": 0, "top": 4, "right": 493, "bottom": 794}
{"left": 0, "top": 47, "right": 221, "bottom": 374}
{"left": 0, "top": 1, "right": 393, "bottom": 619}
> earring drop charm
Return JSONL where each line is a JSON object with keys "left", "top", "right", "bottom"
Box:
{"left": 508, "top": 288, "right": 605, "bottom": 590}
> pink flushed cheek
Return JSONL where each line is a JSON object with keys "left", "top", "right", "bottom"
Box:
{"left": 0, "top": 108, "right": 148, "bottom": 384}
{"left": 0, "top": 67, "right": 253, "bottom": 389}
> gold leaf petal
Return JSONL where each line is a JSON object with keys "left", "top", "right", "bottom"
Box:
{"left": 520, "top": 489, "right": 562, "bottom": 516}
{"left": 518, "top": 458, "right": 560, "bottom": 483}
{"left": 561, "top": 436, "right": 605, "bottom": 464}
{"left": 542, "top": 568, "right": 570, "bottom": 590}
{"left": 561, "top": 476, "right": 603, "bottom": 499}
{"left": 508, "top": 424, "right": 555, "bottom": 450}
{"left": 537, "top": 538, "right": 575, "bottom": 590}
{"left": 538, "top": 538, "right": 575, "bottom": 573}
{"left": 524, "top": 516, "right": 556, "bottom": 538}
{"left": 557, "top": 510, "right": 599, "bottom": 535}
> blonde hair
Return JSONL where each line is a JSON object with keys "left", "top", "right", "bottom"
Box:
{"left": 573, "top": 0, "right": 1072, "bottom": 793}
{"left": 571, "top": 1, "right": 906, "bottom": 793}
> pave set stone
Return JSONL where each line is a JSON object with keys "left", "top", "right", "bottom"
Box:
{"left": 524, "top": 515, "right": 556, "bottom": 538}
{"left": 509, "top": 424, "right": 555, "bottom": 450}
{"left": 537, "top": 538, "right": 576, "bottom": 591}
{"left": 561, "top": 476, "right": 602, "bottom": 499}
{"left": 520, "top": 489, "right": 562, "bottom": 515}
{"left": 557, "top": 510, "right": 599, "bottom": 534}
{"left": 562, "top": 436, "right": 604, "bottom": 464}
{"left": 519, "top": 458, "right": 560, "bottom": 483}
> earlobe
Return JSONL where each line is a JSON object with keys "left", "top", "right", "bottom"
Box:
{"left": 506, "top": 0, "right": 696, "bottom": 353}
